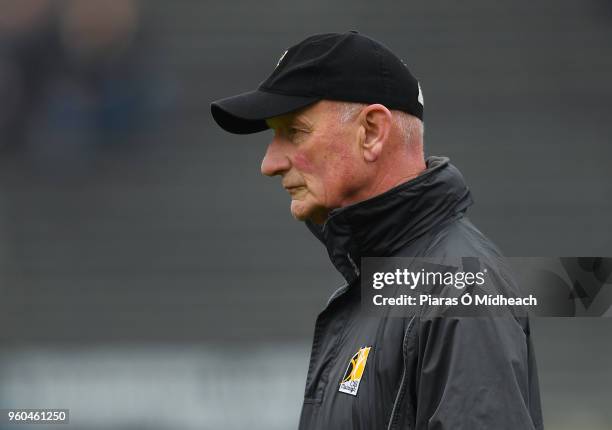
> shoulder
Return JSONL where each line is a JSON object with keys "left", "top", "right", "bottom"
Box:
{"left": 423, "top": 216, "right": 503, "bottom": 259}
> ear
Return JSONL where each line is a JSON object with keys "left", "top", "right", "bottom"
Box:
{"left": 358, "top": 104, "right": 392, "bottom": 162}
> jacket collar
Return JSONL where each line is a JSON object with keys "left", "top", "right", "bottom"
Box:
{"left": 306, "top": 156, "right": 473, "bottom": 283}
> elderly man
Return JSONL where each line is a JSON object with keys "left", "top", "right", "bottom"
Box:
{"left": 211, "top": 31, "right": 543, "bottom": 430}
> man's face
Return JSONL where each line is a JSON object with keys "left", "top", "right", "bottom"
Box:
{"left": 262, "top": 101, "right": 364, "bottom": 224}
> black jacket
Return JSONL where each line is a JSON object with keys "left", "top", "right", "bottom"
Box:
{"left": 299, "top": 156, "right": 544, "bottom": 430}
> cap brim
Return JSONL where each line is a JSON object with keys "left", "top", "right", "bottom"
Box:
{"left": 210, "top": 89, "right": 319, "bottom": 134}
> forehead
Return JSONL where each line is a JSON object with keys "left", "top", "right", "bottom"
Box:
{"left": 265, "top": 100, "right": 338, "bottom": 129}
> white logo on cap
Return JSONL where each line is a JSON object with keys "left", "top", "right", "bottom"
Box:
{"left": 417, "top": 82, "right": 424, "bottom": 106}
{"left": 276, "top": 50, "right": 288, "bottom": 68}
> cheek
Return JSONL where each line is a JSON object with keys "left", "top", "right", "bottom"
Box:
{"left": 294, "top": 150, "right": 337, "bottom": 189}
{"left": 293, "top": 152, "right": 315, "bottom": 173}
{"left": 294, "top": 137, "right": 351, "bottom": 174}
{"left": 327, "top": 139, "right": 360, "bottom": 183}
{"left": 293, "top": 133, "right": 361, "bottom": 205}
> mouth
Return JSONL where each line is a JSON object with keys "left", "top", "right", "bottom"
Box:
{"left": 284, "top": 185, "right": 307, "bottom": 196}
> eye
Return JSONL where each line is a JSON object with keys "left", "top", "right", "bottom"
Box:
{"left": 286, "top": 127, "right": 305, "bottom": 140}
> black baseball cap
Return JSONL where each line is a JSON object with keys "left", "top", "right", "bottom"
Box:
{"left": 210, "top": 31, "right": 423, "bottom": 134}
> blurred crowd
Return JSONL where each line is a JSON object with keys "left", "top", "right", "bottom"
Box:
{"left": 0, "top": 0, "right": 155, "bottom": 166}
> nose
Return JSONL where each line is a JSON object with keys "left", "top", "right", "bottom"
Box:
{"left": 261, "top": 134, "right": 291, "bottom": 176}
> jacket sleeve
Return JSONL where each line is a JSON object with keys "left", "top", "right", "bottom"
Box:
{"left": 409, "top": 315, "right": 543, "bottom": 430}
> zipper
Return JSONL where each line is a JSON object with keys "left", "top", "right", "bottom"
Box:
{"left": 326, "top": 282, "right": 350, "bottom": 307}
{"left": 387, "top": 316, "right": 416, "bottom": 430}
{"left": 304, "top": 281, "right": 352, "bottom": 401}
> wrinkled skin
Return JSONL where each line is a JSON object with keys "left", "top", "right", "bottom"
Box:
{"left": 262, "top": 101, "right": 370, "bottom": 224}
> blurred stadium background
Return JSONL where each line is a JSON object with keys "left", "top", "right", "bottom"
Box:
{"left": 0, "top": 0, "right": 611, "bottom": 429}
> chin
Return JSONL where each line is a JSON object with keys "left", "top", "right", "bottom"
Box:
{"left": 290, "top": 205, "right": 312, "bottom": 222}
{"left": 291, "top": 200, "right": 328, "bottom": 224}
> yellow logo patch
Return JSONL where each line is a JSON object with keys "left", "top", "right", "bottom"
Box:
{"left": 339, "top": 346, "right": 371, "bottom": 396}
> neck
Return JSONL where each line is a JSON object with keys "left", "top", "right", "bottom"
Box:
{"left": 306, "top": 156, "right": 473, "bottom": 283}
{"left": 341, "top": 156, "right": 427, "bottom": 207}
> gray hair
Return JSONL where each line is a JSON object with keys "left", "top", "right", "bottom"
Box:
{"left": 336, "top": 102, "right": 424, "bottom": 145}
